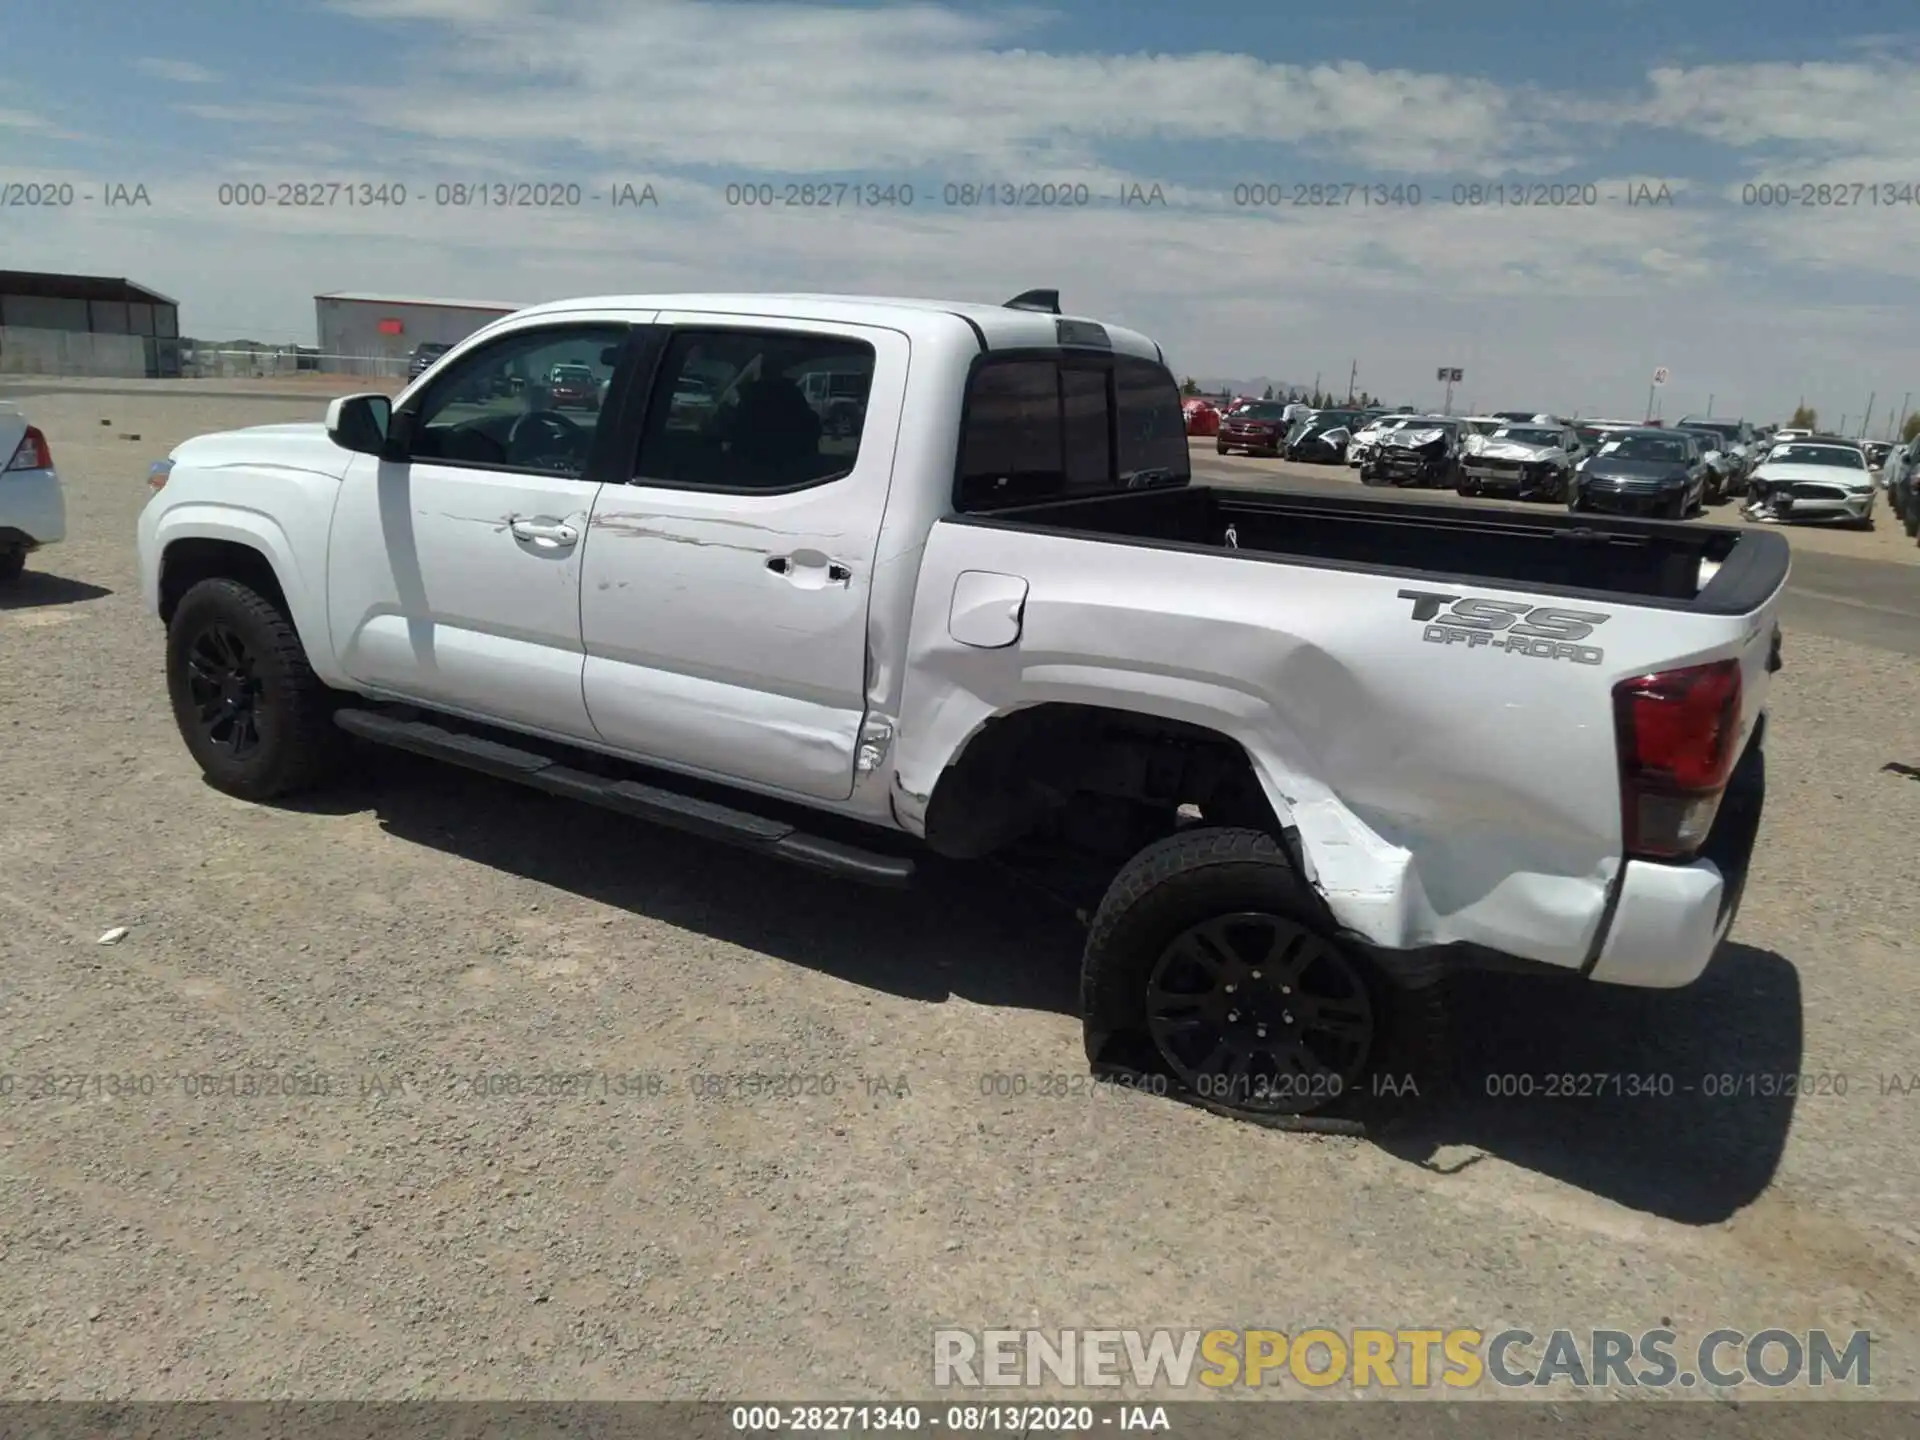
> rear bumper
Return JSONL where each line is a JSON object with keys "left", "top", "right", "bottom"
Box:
{"left": 0, "top": 467, "right": 66, "bottom": 548}
{"left": 1589, "top": 720, "right": 1766, "bottom": 988}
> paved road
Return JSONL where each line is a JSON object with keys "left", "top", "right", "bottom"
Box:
{"left": 1192, "top": 451, "right": 1920, "bottom": 658}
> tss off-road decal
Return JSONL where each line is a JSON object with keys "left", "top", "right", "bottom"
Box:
{"left": 1399, "top": 589, "right": 1610, "bottom": 665}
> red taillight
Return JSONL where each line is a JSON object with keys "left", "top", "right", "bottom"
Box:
{"left": 1613, "top": 658, "right": 1743, "bottom": 858}
{"left": 5, "top": 426, "right": 52, "bottom": 471}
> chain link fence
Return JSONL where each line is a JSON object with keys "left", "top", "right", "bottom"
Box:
{"left": 0, "top": 327, "right": 410, "bottom": 380}
{"left": 178, "top": 345, "right": 407, "bottom": 380}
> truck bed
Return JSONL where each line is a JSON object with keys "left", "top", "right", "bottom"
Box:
{"left": 951, "top": 485, "right": 1789, "bottom": 614}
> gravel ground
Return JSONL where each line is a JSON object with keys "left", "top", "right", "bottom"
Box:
{"left": 1, "top": 391, "right": 1917, "bottom": 1402}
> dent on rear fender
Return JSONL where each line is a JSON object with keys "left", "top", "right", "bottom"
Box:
{"left": 896, "top": 639, "right": 1608, "bottom": 966}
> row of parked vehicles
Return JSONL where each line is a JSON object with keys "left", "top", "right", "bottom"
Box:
{"left": 1192, "top": 395, "right": 1890, "bottom": 525}
{"left": 1877, "top": 439, "right": 1920, "bottom": 539}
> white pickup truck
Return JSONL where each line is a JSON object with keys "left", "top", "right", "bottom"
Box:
{"left": 137, "top": 289, "right": 1788, "bottom": 1128}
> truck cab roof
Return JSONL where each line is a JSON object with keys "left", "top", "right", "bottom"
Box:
{"left": 496, "top": 292, "right": 1165, "bottom": 365}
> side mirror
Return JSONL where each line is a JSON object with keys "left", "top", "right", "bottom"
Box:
{"left": 326, "top": 393, "right": 392, "bottom": 455}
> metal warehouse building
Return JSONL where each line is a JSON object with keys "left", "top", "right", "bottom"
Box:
{"left": 0, "top": 270, "right": 181, "bottom": 377}
{"left": 313, "top": 292, "right": 522, "bottom": 374}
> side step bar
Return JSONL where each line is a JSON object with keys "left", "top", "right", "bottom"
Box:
{"left": 333, "top": 708, "right": 916, "bottom": 887}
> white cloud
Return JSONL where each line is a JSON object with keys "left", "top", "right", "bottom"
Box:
{"left": 0, "top": 107, "right": 58, "bottom": 132}
{"left": 315, "top": 0, "right": 1564, "bottom": 176}
{"left": 136, "top": 58, "right": 221, "bottom": 84}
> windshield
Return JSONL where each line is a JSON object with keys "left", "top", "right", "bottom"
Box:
{"left": 1492, "top": 427, "right": 1559, "bottom": 446}
{"left": 1233, "top": 403, "right": 1288, "bottom": 420}
{"left": 1771, "top": 445, "right": 1865, "bottom": 468}
{"left": 1606, "top": 436, "right": 1690, "bottom": 463}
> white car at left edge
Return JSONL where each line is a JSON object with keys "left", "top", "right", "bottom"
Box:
{"left": 0, "top": 405, "right": 65, "bottom": 583}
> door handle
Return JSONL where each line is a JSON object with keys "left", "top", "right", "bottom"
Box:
{"left": 767, "top": 555, "right": 852, "bottom": 585}
{"left": 510, "top": 518, "right": 578, "bottom": 545}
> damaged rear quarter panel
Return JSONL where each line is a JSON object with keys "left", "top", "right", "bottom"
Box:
{"left": 894, "top": 520, "right": 1764, "bottom": 968}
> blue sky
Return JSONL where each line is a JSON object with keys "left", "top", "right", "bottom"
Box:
{"left": 6, "top": 0, "right": 1920, "bottom": 425}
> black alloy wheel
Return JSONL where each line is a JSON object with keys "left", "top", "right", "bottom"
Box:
{"left": 1143, "top": 911, "right": 1374, "bottom": 1114}
{"left": 183, "top": 622, "right": 265, "bottom": 759}
{"left": 165, "top": 577, "right": 343, "bottom": 800}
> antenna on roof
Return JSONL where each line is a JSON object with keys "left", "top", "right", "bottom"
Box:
{"left": 1003, "top": 289, "right": 1061, "bottom": 315}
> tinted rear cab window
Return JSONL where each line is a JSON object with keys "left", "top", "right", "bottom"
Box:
{"left": 957, "top": 354, "right": 1189, "bottom": 510}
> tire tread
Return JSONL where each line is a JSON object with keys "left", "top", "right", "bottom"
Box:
{"left": 168, "top": 577, "right": 341, "bottom": 799}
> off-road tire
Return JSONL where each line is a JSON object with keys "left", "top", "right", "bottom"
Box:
{"left": 1080, "top": 827, "right": 1445, "bottom": 1134}
{"left": 166, "top": 578, "right": 344, "bottom": 802}
{"left": 0, "top": 547, "right": 25, "bottom": 583}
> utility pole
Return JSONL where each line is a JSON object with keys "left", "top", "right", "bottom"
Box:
{"left": 1645, "top": 385, "right": 1655, "bottom": 422}
{"left": 1706, "top": 393, "right": 1714, "bottom": 417}
{"left": 1860, "top": 392, "right": 1874, "bottom": 439}
{"left": 1839, "top": 415, "right": 1848, "bottom": 435}
{"left": 1896, "top": 392, "right": 1912, "bottom": 442}
{"left": 1347, "top": 359, "right": 1357, "bottom": 404}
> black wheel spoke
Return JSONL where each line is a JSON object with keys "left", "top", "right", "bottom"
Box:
{"left": 180, "top": 621, "right": 266, "bottom": 760}
{"left": 1172, "top": 927, "right": 1234, "bottom": 979}
{"left": 1144, "top": 908, "right": 1374, "bottom": 1114}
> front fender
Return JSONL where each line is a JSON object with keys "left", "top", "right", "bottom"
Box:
{"left": 143, "top": 501, "right": 347, "bottom": 687}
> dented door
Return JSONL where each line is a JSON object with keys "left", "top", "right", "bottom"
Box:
{"left": 577, "top": 316, "right": 908, "bottom": 801}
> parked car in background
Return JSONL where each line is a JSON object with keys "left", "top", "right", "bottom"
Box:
{"left": 1863, "top": 441, "right": 1892, "bottom": 470}
{"left": 1215, "top": 401, "right": 1293, "bottom": 457}
{"left": 1213, "top": 401, "right": 1290, "bottom": 456}
{"left": 1184, "top": 398, "right": 1221, "bottom": 437}
{"left": 1346, "top": 413, "right": 1419, "bottom": 469}
{"left": 1744, "top": 439, "right": 1878, "bottom": 526}
{"left": 1361, "top": 416, "right": 1462, "bottom": 488}
{"left": 407, "top": 342, "right": 453, "bottom": 380}
{"left": 546, "top": 363, "right": 602, "bottom": 411}
{"left": 1568, "top": 428, "right": 1709, "bottom": 518}
{"left": 1771, "top": 428, "right": 1812, "bottom": 445}
{"left": 801, "top": 369, "right": 871, "bottom": 438}
{"left": 1671, "top": 427, "right": 1740, "bottom": 505}
{"left": 1458, "top": 421, "right": 1584, "bottom": 501}
{"left": 1888, "top": 445, "right": 1920, "bottom": 536}
{"left": 1676, "top": 418, "right": 1757, "bottom": 494}
{"left": 1283, "top": 409, "right": 1365, "bottom": 463}
{"left": 0, "top": 405, "right": 64, "bottom": 584}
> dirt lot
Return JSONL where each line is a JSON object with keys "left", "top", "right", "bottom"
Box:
{"left": 2, "top": 388, "right": 1918, "bottom": 1402}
